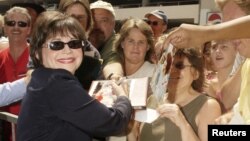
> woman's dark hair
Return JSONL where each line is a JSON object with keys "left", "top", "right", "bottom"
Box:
{"left": 30, "top": 11, "right": 86, "bottom": 68}
{"left": 174, "top": 48, "right": 205, "bottom": 92}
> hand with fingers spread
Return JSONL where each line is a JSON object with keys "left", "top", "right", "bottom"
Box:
{"left": 164, "top": 15, "right": 250, "bottom": 50}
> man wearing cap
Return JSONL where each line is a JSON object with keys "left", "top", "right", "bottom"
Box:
{"left": 89, "top": 0, "right": 124, "bottom": 80}
{"left": 145, "top": 10, "right": 168, "bottom": 42}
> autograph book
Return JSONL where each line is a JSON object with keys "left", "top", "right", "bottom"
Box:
{"left": 88, "top": 77, "right": 149, "bottom": 109}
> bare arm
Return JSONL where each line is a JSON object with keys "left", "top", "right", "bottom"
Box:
{"left": 213, "top": 15, "right": 250, "bottom": 40}
{"left": 102, "top": 62, "right": 124, "bottom": 80}
{"left": 221, "top": 65, "right": 241, "bottom": 110}
{"left": 157, "top": 104, "right": 200, "bottom": 141}
{"left": 196, "top": 98, "right": 222, "bottom": 141}
{"left": 157, "top": 98, "right": 221, "bottom": 141}
{"left": 164, "top": 15, "right": 250, "bottom": 48}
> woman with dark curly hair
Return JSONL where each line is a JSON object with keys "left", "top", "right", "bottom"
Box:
{"left": 138, "top": 48, "right": 222, "bottom": 141}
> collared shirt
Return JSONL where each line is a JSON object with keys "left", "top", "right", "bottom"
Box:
{"left": 0, "top": 46, "right": 29, "bottom": 115}
{"left": 0, "top": 47, "right": 29, "bottom": 83}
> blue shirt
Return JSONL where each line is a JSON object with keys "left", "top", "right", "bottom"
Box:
{"left": 0, "top": 78, "right": 26, "bottom": 107}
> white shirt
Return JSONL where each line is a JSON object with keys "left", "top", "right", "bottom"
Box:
{"left": 127, "top": 61, "right": 156, "bottom": 79}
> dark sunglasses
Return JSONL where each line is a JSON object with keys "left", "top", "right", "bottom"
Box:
{"left": 5, "top": 21, "right": 28, "bottom": 27}
{"left": 146, "top": 21, "right": 160, "bottom": 26}
{"left": 174, "top": 62, "right": 192, "bottom": 70}
{"left": 47, "top": 40, "right": 84, "bottom": 51}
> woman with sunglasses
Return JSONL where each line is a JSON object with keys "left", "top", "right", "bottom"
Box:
{"left": 58, "top": 0, "right": 102, "bottom": 91}
{"left": 139, "top": 48, "right": 222, "bottom": 141}
{"left": 16, "top": 11, "right": 132, "bottom": 141}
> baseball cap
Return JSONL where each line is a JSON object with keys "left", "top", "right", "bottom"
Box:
{"left": 90, "top": 0, "right": 115, "bottom": 17}
{"left": 145, "top": 10, "right": 168, "bottom": 24}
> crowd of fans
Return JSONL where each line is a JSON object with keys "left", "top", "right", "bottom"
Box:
{"left": 0, "top": 0, "right": 249, "bottom": 141}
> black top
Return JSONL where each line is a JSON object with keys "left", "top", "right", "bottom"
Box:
{"left": 17, "top": 67, "right": 132, "bottom": 141}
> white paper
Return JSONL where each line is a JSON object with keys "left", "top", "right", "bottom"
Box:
{"left": 129, "top": 77, "right": 148, "bottom": 108}
{"left": 150, "top": 44, "right": 173, "bottom": 103}
{"left": 134, "top": 108, "right": 160, "bottom": 123}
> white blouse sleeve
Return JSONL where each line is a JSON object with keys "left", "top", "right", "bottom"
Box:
{"left": 0, "top": 78, "right": 26, "bottom": 107}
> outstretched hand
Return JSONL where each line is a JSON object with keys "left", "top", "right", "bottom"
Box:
{"left": 163, "top": 24, "right": 207, "bottom": 49}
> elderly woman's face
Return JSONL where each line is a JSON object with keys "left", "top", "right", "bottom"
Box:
{"left": 41, "top": 34, "right": 83, "bottom": 74}
{"left": 168, "top": 57, "right": 196, "bottom": 91}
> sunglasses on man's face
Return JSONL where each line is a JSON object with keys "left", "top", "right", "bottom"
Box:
{"left": 47, "top": 40, "right": 84, "bottom": 51}
{"left": 5, "top": 21, "right": 28, "bottom": 28}
{"left": 173, "top": 62, "right": 193, "bottom": 70}
{"left": 146, "top": 21, "right": 161, "bottom": 26}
